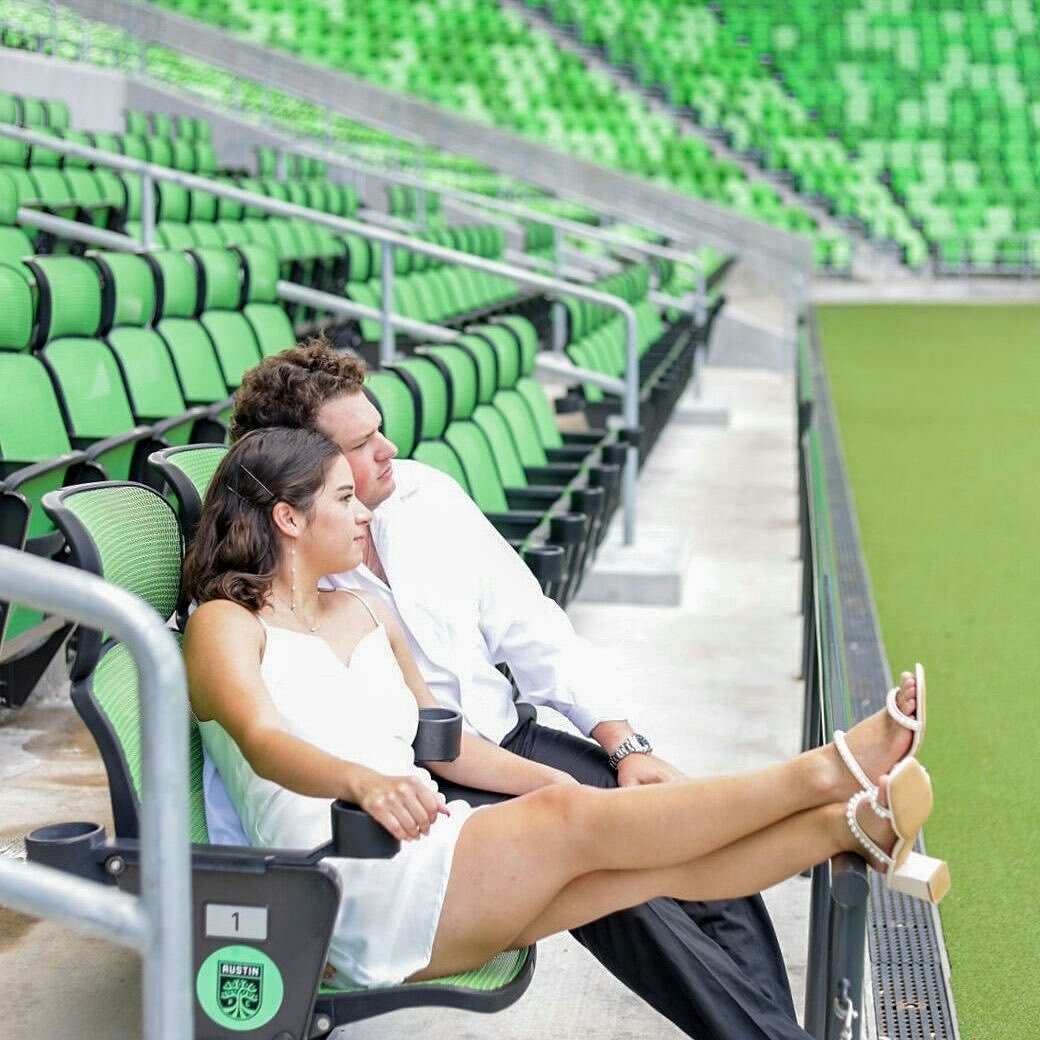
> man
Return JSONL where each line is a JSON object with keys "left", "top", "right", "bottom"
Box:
{"left": 223, "top": 339, "right": 809, "bottom": 1040}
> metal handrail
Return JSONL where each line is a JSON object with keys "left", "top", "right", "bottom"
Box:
{"left": 799, "top": 428, "right": 868, "bottom": 1040}
{"left": 0, "top": 123, "right": 644, "bottom": 541}
{"left": 16, "top": 206, "right": 461, "bottom": 343}
{"left": 0, "top": 546, "right": 192, "bottom": 1040}
{"left": 284, "top": 138, "right": 709, "bottom": 324}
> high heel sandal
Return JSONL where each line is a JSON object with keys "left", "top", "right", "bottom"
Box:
{"left": 887, "top": 662, "right": 926, "bottom": 758}
{"left": 833, "top": 661, "right": 927, "bottom": 799}
{"left": 846, "top": 758, "right": 950, "bottom": 904}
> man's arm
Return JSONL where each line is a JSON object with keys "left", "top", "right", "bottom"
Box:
{"left": 590, "top": 720, "right": 686, "bottom": 787}
{"left": 451, "top": 483, "right": 686, "bottom": 783}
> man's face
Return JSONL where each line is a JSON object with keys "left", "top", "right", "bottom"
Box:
{"left": 314, "top": 392, "right": 398, "bottom": 509}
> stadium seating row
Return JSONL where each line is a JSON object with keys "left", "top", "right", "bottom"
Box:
{"left": 121, "top": 0, "right": 826, "bottom": 256}
{"left": 531, "top": 0, "right": 1040, "bottom": 271}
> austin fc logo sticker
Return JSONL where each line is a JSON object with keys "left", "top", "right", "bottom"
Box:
{"left": 217, "top": 960, "right": 263, "bottom": 1021}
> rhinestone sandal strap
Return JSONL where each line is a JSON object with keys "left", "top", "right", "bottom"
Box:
{"left": 886, "top": 685, "right": 921, "bottom": 732}
{"left": 846, "top": 791, "right": 893, "bottom": 868}
{"left": 834, "top": 730, "right": 877, "bottom": 795}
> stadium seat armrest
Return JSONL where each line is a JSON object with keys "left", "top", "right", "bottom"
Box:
{"left": 545, "top": 446, "right": 595, "bottom": 464}
{"left": 504, "top": 487, "right": 567, "bottom": 510}
{"left": 561, "top": 431, "right": 609, "bottom": 445}
{"left": 524, "top": 463, "right": 583, "bottom": 483}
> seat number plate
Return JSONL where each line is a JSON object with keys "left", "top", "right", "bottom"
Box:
{"left": 204, "top": 903, "right": 268, "bottom": 941}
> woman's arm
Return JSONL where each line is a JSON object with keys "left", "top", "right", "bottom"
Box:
{"left": 185, "top": 601, "right": 444, "bottom": 839}
{"left": 372, "top": 598, "right": 576, "bottom": 795}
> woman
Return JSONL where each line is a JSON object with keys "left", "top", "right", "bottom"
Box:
{"left": 183, "top": 427, "right": 949, "bottom": 990}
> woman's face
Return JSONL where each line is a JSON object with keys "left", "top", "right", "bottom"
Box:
{"left": 297, "top": 454, "right": 372, "bottom": 574}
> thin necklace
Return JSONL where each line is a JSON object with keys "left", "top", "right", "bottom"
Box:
{"left": 271, "top": 590, "right": 320, "bottom": 633}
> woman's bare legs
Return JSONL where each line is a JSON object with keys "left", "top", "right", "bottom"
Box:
{"left": 412, "top": 677, "right": 917, "bottom": 979}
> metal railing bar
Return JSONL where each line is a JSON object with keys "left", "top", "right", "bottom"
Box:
{"left": 0, "top": 545, "right": 192, "bottom": 1040}
{"left": 0, "top": 123, "right": 643, "bottom": 543}
{"left": 0, "top": 857, "right": 147, "bottom": 949}
{"left": 13, "top": 208, "right": 463, "bottom": 342}
{"left": 533, "top": 353, "right": 626, "bottom": 394}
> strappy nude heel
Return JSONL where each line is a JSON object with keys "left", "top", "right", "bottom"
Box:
{"left": 846, "top": 758, "right": 950, "bottom": 904}
{"left": 886, "top": 662, "right": 926, "bottom": 758}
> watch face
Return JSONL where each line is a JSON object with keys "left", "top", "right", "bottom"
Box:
{"left": 634, "top": 734, "right": 652, "bottom": 753}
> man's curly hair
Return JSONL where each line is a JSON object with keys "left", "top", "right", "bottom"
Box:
{"left": 229, "top": 336, "right": 367, "bottom": 442}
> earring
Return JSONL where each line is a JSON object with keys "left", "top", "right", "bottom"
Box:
{"left": 290, "top": 540, "right": 297, "bottom": 615}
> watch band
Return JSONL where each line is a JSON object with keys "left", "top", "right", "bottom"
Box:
{"left": 607, "top": 733, "right": 653, "bottom": 769}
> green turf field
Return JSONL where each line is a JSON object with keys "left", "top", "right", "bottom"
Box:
{"left": 817, "top": 304, "right": 1040, "bottom": 1040}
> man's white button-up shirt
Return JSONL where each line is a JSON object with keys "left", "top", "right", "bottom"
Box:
{"left": 321, "top": 460, "right": 628, "bottom": 743}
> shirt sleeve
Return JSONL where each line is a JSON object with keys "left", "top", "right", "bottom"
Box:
{"left": 433, "top": 478, "right": 630, "bottom": 737}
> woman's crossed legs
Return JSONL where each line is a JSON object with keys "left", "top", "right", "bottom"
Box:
{"left": 413, "top": 676, "right": 919, "bottom": 980}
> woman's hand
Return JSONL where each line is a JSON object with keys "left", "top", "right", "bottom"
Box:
{"left": 355, "top": 771, "right": 449, "bottom": 841}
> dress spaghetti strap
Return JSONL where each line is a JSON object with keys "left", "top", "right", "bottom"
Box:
{"left": 336, "top": 587, "right": 380, "bottom": 630}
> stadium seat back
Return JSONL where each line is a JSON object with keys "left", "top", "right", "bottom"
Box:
{"left": 148, "top": 442, "right": 228, "bottom": 541}
{"left": 364, "top": 371, "right": 418, "bottom": 458}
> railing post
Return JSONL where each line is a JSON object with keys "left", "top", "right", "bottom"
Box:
{"left": 380, "top": 243, "right": 395, "bottom": 365}
{"left": 141, "top": 170, "right": 155, "bottom": 249}
{"left": 551, "top": 225, "right": 566, "bottom": 354}
{"left": 621, "top": 307, "right": 639, "bottom": 547}
{"left": 416, "top": 149, "right": 427, "bottom": 231}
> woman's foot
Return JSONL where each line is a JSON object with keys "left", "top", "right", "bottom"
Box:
{"left": 841, "top": 761, "right": 950, "bottom": 903}
{"left": 824, "top": 671, "right": 917, "bottom": 800}
{"left": 842, "top": 774, "right": 898, "bottom": 869}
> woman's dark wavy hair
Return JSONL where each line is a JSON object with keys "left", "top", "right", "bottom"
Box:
{"left": 183, "top": 427, "right": 342, "bottom": 611}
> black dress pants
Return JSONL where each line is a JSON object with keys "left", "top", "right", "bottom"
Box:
{"left": 436, "top": 711, "right": 812, "bottom": 1040}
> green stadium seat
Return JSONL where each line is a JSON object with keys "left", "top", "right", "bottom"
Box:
{"left": 148, "top": 250, "right": 236, "bottom": 416}
{"left": 92, "top": 251, "right": 227, "bottom": 444}
{"left": 25, "top": 256, "right": 166, "bottom": 482}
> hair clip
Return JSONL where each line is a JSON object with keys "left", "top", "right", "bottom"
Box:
{"left": 239, "top": 463, "right": 275, "bottom": 500}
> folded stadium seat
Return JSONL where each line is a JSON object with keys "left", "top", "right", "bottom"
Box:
{"left": 213, "top": 189, "right": 251, "bottom": 246}
{"left": 420, "top": 341, "right": 605, "bottom": 596}
{"left": 124, "top": 110, "right": 149, "bottom": 138}
{"left": 146, "top": 250, "right": 236, "bottom": 417}
{"left": 490, "top": 314, "right": 631, "bottom": 487}
{"left": 0, "top": 262, "right": 101, "bottom": 704}
{"left": 0, "top": 171, "right": 33, "bottom": 265}
{"left": 186, "top": 246, "right": 269, "bottom": 389}
{"left": 464, "top": 324, "right": 624, "bottom": 528}
{"left": 35, "top": 476, "right": 536, "bottom": 1032}
{"left": 17, "top": 95, "right": 47, "bottom": 129}
{"left": 186, "top": 188, "right": 224, "bottom": 247}
{"left": 155, "top": 179, "right": 197, "bottom": 250}
{"left": 0, "top": 92, "right": 17, "bottom": 125}
{"left": 386, "top": 354, "right": 590, "bottom": 603}
{"left": 92, "top": 252, "right": 227, "bottom": 445}
{"left": 57, "top": 129, "right": 124, "bottom": 232}
{"left": 232, "top": 243, "right": 297, "bottom": 357}
{"left": 24, "top": 256, "right": 171, "bottom": 483}
{"left": 362, "top": 369, "right": 568, "bottom": 602}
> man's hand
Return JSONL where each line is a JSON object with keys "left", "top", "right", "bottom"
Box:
{"left": 616, "top": 753, "right": 686, "bottom": 787}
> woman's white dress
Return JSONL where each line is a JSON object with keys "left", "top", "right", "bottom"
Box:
{"left": 198, "top": 601, "right": 478, "bottom": 988}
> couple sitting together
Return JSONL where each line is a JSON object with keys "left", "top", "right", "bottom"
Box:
{"left": 184, "top": 341, "right": 948, "bottom": 1040}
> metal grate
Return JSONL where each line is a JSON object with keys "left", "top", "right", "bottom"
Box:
{"left": 807, "top": 308, "right": 958, "bottom": 1040}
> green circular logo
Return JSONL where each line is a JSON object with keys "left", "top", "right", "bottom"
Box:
{"left": 196, "top": 945, "right": 285, "bottom": 1031}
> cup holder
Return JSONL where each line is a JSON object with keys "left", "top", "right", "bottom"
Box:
{"left": 25, "top": 821, "right": 107, "bottom": 881}
{"left": 330, "top": 801, "right": 401, "bottom": 859}
{"left": 413, "top": 707, "right": 462, "bottom": 763}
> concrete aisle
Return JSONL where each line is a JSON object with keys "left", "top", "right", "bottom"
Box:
{"left": 0, "top": 363, "right": 807, "bottom": 1040}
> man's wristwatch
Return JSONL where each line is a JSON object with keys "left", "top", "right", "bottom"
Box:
{"left": 607, "top": 733, "right": 653, "bottom": 769}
